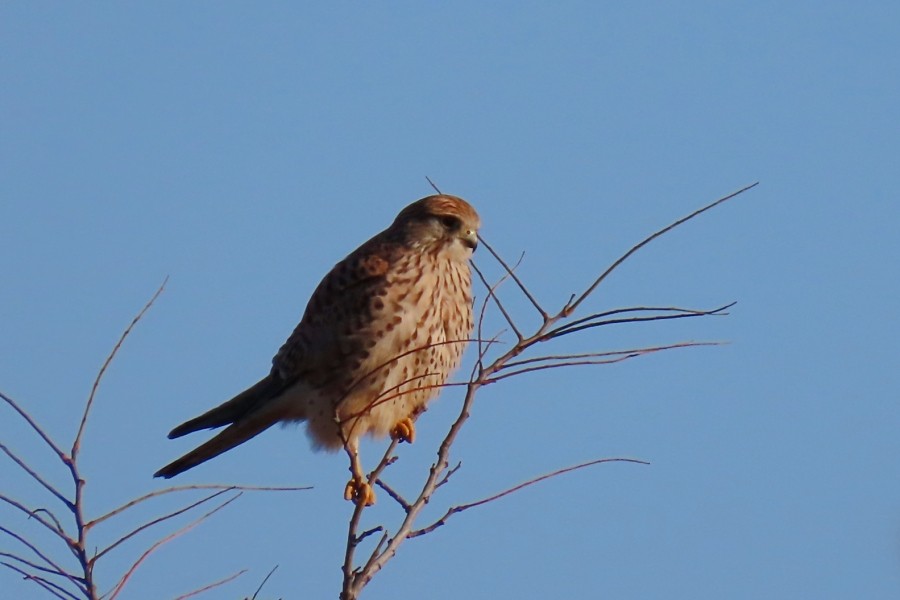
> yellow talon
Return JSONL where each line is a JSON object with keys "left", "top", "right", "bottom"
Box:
{"left": 344, "top": 477, "right": 376, "bottom": 506}
{"left": 391, "top": 417, "right": 416, "bottom": 444}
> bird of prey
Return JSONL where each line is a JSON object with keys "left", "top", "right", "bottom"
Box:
{"left": 155, "top": 194, "right": 481, "bottom": 506}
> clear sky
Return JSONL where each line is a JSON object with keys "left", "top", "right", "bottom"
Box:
{"left": 2, "top": 3, "right": 899, "bottom": 599}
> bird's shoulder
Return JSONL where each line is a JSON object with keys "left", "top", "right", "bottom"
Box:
{"left": 270, "top": 233, "right": 406, "bottom": 381}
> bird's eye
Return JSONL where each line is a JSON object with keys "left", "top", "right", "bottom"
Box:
{"left": 439, "top": 215, "right": 460, "bottom": 230}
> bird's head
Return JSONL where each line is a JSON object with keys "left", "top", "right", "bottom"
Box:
{"left": 393, "top": 195, "right": 481, "bottom": 259}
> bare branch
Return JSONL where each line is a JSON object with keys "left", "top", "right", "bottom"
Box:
{"left": 472, "top": 255, "right": 524, "bottom": 341}
{"left": 342, "top": 379, "right": 484, "bottom": 599}
{"left": 250, "top": 565, "right": 279, "bottom": 600}
{"left": 0, "top": 550, "right": 83, "bottom": 592}
{"left": 0, "top": 526, "right": 85, "bottom": 593}
{"left": 490, "top": 342, "right": 723, "bottom": 382}
{"left": 477, "top": 235, "right": 548, "bottom": 319}
{"left": 87, "top": 484, "right": 309, "bottom": 529}
{"left": 0, "top": 442, "right": 72, "bottom": 510}
{"left": 346, "top": 379, "right": 471, "bottom": 428}
{"left": 501, "top": 342, "right": 719, "bottom": 370}
{"left": 0, "top": 390, "right": 68, "bottom": 464}
{"left": 435, "top": 461, "right": 462, "bottom": 490}
{"left": 342, "top": 373, "right": 441, "bottom": 423}
{"left": 410, "top": 457, "right": 650, "bottom": 537}
{"left": 73, "top": 277, "right": 167, "bottom": 458}
{"left": 565, "top": 183, "right": 758, "bottom": 315}
{"left": 335, "top": 187, "right": 757, "bottom": 597}
{"left": 106, "top": 492, "right": 240, "bottom": 600}
{"left": 355, "top": 526, "right": 384, "bottom": 544}
{"left": 0, "top": 495, "right": 72, "bottom": 546}
{"left": 468, "top": 330, "right": 506, "bottom": 383}
{"left": 341, "top": 437, "right": 400, "bottom": 597}
{"left": 424, "top": 176, "right": 442, "bottom": 194}
{"left": 338, "top": 338, "right": 491, "bottom": 442}
{"left": 544, "top": 304, "right": 732, "bottom": 339}
{"left": 93, "top": 488, "right": 234, "bottom": 562}
{"left": 1, "top": 561, "right": 77, "bottom": 600}
{"left": 546, "top": 303, "right": 735, "bottom": 340}
{"left": 173, "top": 569, "right": 247, "bottom": 600}
{"left": 374, "top": 479, "right": 410, "bottom": 512}
{"left": 358, "top": 531, "right": 389, "bottom": 582}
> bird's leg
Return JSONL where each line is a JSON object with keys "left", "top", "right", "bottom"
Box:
{"left": 343, "top": 438, "right": 376, "bottom": 506}
{"left": 390, "top": 416, "right": 416, "bottom": 444}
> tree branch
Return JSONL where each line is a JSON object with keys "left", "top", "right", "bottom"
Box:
{"left": 334, "top": 184, "right": 755, "bottom": 599}
{"left": 564, "top": 183, "right": 758, "bottom": 315}
{"left": 106, "top": 493, "right": 240, "bottom": 600}
{"left": 410, "top": 457, "right": 650, "bottom": 537}
{"left": 172, "top": 568, "right": 247, "bottom": 600}
{"left": 86, "top": 484, "right": 308, "bottom": 530}
{"left": 1, "top": 561, "right": 77, "bottom": 600}
{"left": 0, "top": 390, "right": 68, "bottom": 465}
{"left": 93, "top": 488, "right": 234, "bottom": 562}
{"left": 72, "top": 277, "right": 167, "bottom": 458}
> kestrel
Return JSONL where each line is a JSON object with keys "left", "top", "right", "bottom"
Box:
{"left": 155, "top": 194, "right": 480, "bottom": 506}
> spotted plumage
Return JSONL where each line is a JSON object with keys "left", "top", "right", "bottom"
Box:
{"left": 155, "top": 195, "right": 480, "bottom": 505}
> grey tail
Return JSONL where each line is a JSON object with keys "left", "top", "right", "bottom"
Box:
{"left": 166, "top": 376, "right": 275, "bottom": 439}
{"left": 154, "top": 376, "right": 286, "bottom": 478}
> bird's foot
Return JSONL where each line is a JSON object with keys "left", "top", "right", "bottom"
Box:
{"left": 344, "top": 477, "right": 377, "bottom": 506}
{"left": 391, "top": 417, "right": 416, "bottom": 444}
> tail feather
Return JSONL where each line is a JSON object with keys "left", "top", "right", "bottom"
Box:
{"left": 154, "top": 411, "right": 279, "bottom": 478}
{"left": 155, "top": 375, "right": 292, "bottom": 479}
{"left": 168, "top": 376, "right": 276, "bottom": 439}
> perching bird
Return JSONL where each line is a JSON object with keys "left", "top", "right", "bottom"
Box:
{"left": 155, "top": 195, "right": 480, "bottom": 505}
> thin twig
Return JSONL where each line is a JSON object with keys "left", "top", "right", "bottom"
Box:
{"left": 468, "top": 331, "right": 505, "bottom": 383}
{"left": 0, "top": 551, "right": 81, "bottom": 584}
{"left": 471, "top": 260, "right": 522, "bottom": 340}
{"left": 106, "top": 493, "right": 240, "bottom": 600}
{"left": 341, "top": 438, "right": 399, "bottom": 599}
{"left": 338, "top": 338, "right": 487, "bottom": 439}
{"left": 0, "top": 442, "right": 72, "bottom": 509}
{"left": 0, "top": 390, "right": 68, "bottom": 464}
{"left": 73, "top": 277, "right": 167, "bottom": 458}
{"left": 410, "top": 458, "right": 650, "bottom": 537}
{"left": 173, "top": 569, "right": 247, "bottom": 600}
{"left": 250, "top": 565, "right": 279, "bottom": 600}
{"left": 545, "top": 303, "right": 734, "bottom": 340}
{"left": 1, "top": 561, "right": 77, "bottom": 600}
{"left": 356, "top": 526, "right": 384, "bottom": 544}
{"left": 488, "top": 342, "right": 722, "bottom": 382}
{"left": 473, "top": 256, "right": 521, "bottom": 363}
{"left": 87, "top": 484, "right": 308, "bottom": 529}
{"left": 358, "top": 531, "right": 389, "bottom": 582}
{"left": 501, "top": 343, "right": 721, "bottom": 369}
{"left": 344, "top": 379, "right": 470, "bottom": 427}
{"left": 29, "top": 508, "right": 69, "bottom": 542}
{"left": 435, "top": 461, "right": 462, "bottom": 490}
{"left": 374, "top": 479, "right": 411, "bottom": 512}
{"left": 0, "top": 495, "right": 72, "bottom": 545}
{"left": 0, "top": 526, "right": 85, "bottom": 593}
{"left": 545, "top": 304, "right": 732, "bottom": 338}
{"left": 425, "top": 176, "right": 442, "bottom": 194}
{"left": 564, "top": 183, "right": 758, "bottom": 315}
{"left": 93, "top": 488, "right": 234, "bottom": 562}
{"left": 478, "top": 236, "right": 548, "bottom": 319}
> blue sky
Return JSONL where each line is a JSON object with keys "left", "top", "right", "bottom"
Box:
{"left": 2, "top": 3, "right": 899, "bottom": 599}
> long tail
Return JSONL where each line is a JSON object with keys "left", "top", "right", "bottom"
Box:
{"left": 154, "top": 412, "right": 279, "bottom": 478}
{"left": 154, "top": 376, "right": 285, "bottom": 478}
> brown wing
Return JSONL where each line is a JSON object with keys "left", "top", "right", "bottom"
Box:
{"left": 155, "top": 237, "right": 400, "bottom": 479}
{"left": 270, "top": 235, "right": 398, "bottom": 388}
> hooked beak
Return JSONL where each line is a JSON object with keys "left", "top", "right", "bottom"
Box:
{"left": 461, "top": 229, "right": 478, "bottom": 251}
